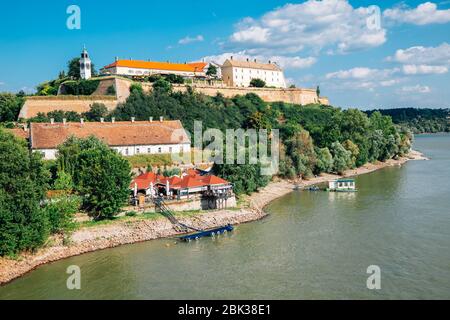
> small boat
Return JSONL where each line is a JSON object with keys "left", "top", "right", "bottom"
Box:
{"left": 306, "top": 185, "right": 320, "bottom": 191}
{"left": 327, "top": 179, "right": 357, "bottom": 192}
{"left": 179, "top": 224, "right": 234, "bottom": 242}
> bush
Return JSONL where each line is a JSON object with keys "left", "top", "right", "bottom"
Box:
{"left": 106, "top": 85, "right": 116, "bottom": 95}
{"left": 249, "top": 78, "right": 266, "bottom": 88}
{"left": 44, "top": 195, "right": 81, "bottom": 234}
{"left": 61, "top": 80, "right": 100, "bottom": 95}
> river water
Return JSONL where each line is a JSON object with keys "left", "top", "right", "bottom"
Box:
{"left": 1, "top": 134, "right": 449, "bottom": 299}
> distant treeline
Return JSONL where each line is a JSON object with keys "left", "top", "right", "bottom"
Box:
{"left": 366, "top": 108, "right": 450, "bottom": 134}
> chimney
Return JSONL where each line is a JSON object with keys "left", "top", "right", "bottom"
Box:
{"left": 111, "top": 117, "right": 115, "bottom": 123}
{"left": 254, "top": 58, "right": 257, "bottom": 63}
{"left": 63, "top": 118, "right": 67, "bottom": 125}
{"left": 160, "top": 116, "right": 164, "bottom": 122}
{"left": 115, "top": 56, "right": 119, "bottom": 62}
{"left": 269, "top": 60, "right": 271, "bottom": 64}
{"left": 24, "top": 123, "right": 28, "bottom": 132}
{"left": 80, "top": 118, "right": 84, "bottom": 125}
{"left": 100, "top": 117, "right": 104, "bottom": 123}
{"left": 230, "top": 56, "right": 233, "bottom": 60}
{"left": 131, "top": 117, "right": 135, "bottom": 123}
{"left": 149, "top": 117, "right": 153, "bottom": 123}
{"left": 50, "top": 118, "right": 54, "bottom": 124}
{"left": 246, "top": 58, "right": 249, "bottom": 62}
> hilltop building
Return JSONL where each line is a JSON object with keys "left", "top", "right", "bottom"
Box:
{"left": 29, "top": 119, "right": 191, "bottom": 160}
{"left": 101, "top": 59, "right": 207, "bottom": 78}
{"left": 221, "top": 57, "right": 287, "bottom": 88}
{"left": 79, "top": 47, "right": 92, "bottom": 80}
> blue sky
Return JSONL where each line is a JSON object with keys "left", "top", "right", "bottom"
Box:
{"left": 0, "top": 0, "right": 449, "bottom": 109}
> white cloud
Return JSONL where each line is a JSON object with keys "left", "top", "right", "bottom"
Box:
{"left": 227, "top": 0, "right": 386, "bottom": 55}
{"left": 401, "top": 85, "right": 432, "bottom": 93}
{"left": 178, "top": 35, "right": 204, "bottom": 45}
{"left": 384, "top": 2, "right": 450, "bottom": 25}
{"left": 326, "top": 67, "right": 398, "bottom": 80}
{"left": 202, "top": 51, "right": 317, "bottom": 69}
{"left": 324, "top": 67, "right": 404, "bottom": 91}
{"left": 0, "top": 81, "right": 4, "bottom": 86}
{"left": 402, "top": 64, "right": 448, "bottom": 74}
{"left": 387, "top": 42, "right": 450, "bottom": 65}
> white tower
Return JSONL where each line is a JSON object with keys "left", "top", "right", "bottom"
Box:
{"left": 79, "top": 46, "right": 92, "bottom": 80}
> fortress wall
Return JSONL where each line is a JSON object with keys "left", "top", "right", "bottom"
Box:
{"left": 117, "top": 78, "right": 326, "bottom": 105}
{"left": 18, "top": 77, "right": 329, "bottom": 119}
{"left": 19, "top": 96, "right": 118, "bottom": 119}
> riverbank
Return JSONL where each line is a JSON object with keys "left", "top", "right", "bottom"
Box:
{"left": 0, "top": 150, "right": 427, "bottom": 285}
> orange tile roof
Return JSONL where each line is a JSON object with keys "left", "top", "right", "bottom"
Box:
{"left": 6, "top": 128, "right": 29, "bottom": 140}
{"left": 103, "top": 60, "right": 207, "bottom": 73}
{"left": 131, "top": 171, "right": 230, "bottom": 191}
{"left": 30, "top": 120, "right": 191, "bottom": 150}
{"left": 131, "top": 172, "right": 165, "bottom": 190}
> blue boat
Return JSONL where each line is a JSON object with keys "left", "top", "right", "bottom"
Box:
{"left": 179, "top": 224, "right": 234, "bottom": 242}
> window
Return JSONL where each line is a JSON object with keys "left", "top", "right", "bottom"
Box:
{"left": 147, "top": 148, "right": 151, "bottom": 153}
{"left": 136, "top": 148, "right": 140, "bottom": 154}
{"left": 169, "top": 147, "right": 173, "bottom": 153}
{"left": 125, "top": 148, "right": 129, "bottom": 155}
{"left": 158, "top": 147, "right": 162, "bottom": 153}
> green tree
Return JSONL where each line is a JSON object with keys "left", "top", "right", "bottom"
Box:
{"left": 330, "top": 141, "right": 352, "bottom": 174}
{"left": 53, "top": 170, "right": 74, "bottom": 192}
{"left": 67, "top": 57, "right": 97, "bottom": 79}
{"left": 57, "top": 136, "right": 132, "bottom": 220}
{"left": 285, "top": 130, "right": 317, "bottom": 178}
{"left": 82, "top": 103, "right": 108, "bottom": 121}
{"left": 152, "top": 78, "right": 172, "bottom": 93}
{"left": 342, "top": 139, "right": 359, "bottom": 168}
{"left": 0, "top": 129, "right": 50, "bottom": 256}
{"left": 249, "top": 78, "right": 266, "bottom": 88}
{"left": 315, "top": 147, "right": 333, "bottom": 173}
{"left": 44, "top": 195, "right": 81, "bottom": 235}
{"left": 0, "top": 93, "right": 24, "bottom": 122}
{"left": 206, "top": 65, "right": 218, "bottom": 77}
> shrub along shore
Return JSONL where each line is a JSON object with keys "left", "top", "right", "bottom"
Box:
{"left": 0, "top": 150, "right": 427, "bottom": 285}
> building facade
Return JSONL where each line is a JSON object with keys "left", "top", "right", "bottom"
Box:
{"left": 101, "top": 59, "right": 207, "bottom": 78}
{"left": 221, "top": 58, "right": 286, "bottom": 88}
{"left": 30, "top": 119, "right": 191, "bottom": 160}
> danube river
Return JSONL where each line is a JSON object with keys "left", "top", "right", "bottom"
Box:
{"left": 1, "top": 134, "right": 449, "bottom": 299}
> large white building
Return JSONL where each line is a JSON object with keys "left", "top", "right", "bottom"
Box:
{"left": 221, "top": 58, "right": 286, "bottom": 88}
{"left": 101, "top": 59, "right": 207, "bottom": 78}
{"left": 30, "top": 119, "right": 191, "bottom": 160}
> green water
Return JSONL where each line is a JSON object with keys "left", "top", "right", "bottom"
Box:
{"left": 1, "top": 134, "right": 449, "bottom": 299}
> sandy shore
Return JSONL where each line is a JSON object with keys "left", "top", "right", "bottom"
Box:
{"left": 0, "top": 150, "right": 427, "bottom": 285}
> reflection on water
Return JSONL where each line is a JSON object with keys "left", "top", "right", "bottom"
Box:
{"left": 0, "top": 134, "right": 449, "bottom": 299}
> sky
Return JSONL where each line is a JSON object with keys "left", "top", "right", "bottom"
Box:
{"left": 0, "top": 0, "right": 449, "bottom": 109}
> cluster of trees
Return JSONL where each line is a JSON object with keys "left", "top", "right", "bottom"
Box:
{"left": 366, "top": 108, "right": 450, "bottom": 134}
{"left": 0, "top": 92, "right": 25, "bottom": 122}
{"left": 0, "top": 129, "right": 131, "bottom": 256}
{"left": 25, "top": 79, "right": 413, "bottom": 194}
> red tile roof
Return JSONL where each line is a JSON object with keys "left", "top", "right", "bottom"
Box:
{"left": 6, "top": 128, "right": 29, "bottom": 140}
{"left": 131, "top": 172, "right": 230, "bottom": 191}
{"left": 30, "top": 120, "right": 190, "bottom": 150}
{"left": 103, "top": 60, "right": 207, "bottom": 73}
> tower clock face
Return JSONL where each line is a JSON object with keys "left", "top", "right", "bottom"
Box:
{"left": 80, "top": 62, "right": 85, "bottom": 69}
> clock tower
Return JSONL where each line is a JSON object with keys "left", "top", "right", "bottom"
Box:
{"left": 79, "top": 46, "right": 92, "bottom": 80}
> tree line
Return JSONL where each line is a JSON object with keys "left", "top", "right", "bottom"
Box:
{"left": 366, "top": 108, "right": 450, "bottom": 134}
